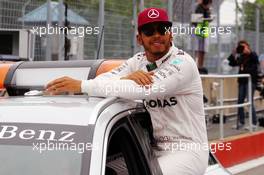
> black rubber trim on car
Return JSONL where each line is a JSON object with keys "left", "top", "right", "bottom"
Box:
{"left": 88, "top": 59, "right": 105, "bottom": 79}
{"left": 4, "top": 61, "right": 25, "bottom": 96}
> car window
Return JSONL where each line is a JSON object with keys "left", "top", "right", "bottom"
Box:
{"left": 105, "top": 117, "right": 151, "bottom": 175}
{"left": 129, "top": 111, "right": 163, "bottom": 175}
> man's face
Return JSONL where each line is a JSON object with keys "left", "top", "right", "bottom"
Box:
{"left": 137, "top": 22, "right": 172, "bottom": 60}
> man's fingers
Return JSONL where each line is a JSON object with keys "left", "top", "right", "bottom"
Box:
{"left": 133, "top": 73, "right": 146, "bottom": 85}
{"left": 120, "top": 71, "right": 154, "bottom": 86}
{"left": 46, "top": 77, "right": 67, "bottom": 89}
{"left": 137, "top": 71, "right": 153, "bottom": 85}
{"left": 46, "top": 82, "right": 65, "bottom": 91}
{"left": 45, "top": 84, "right": 69, "bottom": 95}
{"left": 130, "top": 77, "right": 142, "bottom": 85}
{"left": 45, "top": 76, "right": 81, "bottom": 95}
{"left": 139, "top": 71, "right": 154, "bottom": 85}
{"left": 132, "top": 74, "right": 145, "bottom": 85}
{"left": 134, "top": 72, "right": 149, "bottom": 85}
{"left": 141, "top": 71, "right": 154, "bottom": 82}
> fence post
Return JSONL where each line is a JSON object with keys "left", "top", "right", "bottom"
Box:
{"left": 241, "top": 0, "right": 245, "bottom": 39}
{"left": 58, "top": 0, "right": 64, "bottom": 61}
{"left": 167, "top": 0, "right": 173, "bottom": 21}
{"left": 219, "top": 78, "right": 224, "bottom": 139}
{"left": 216, "top": 0, "right": 221, "bottom": 74}
{"left": 255, "top": 4, "right": 260, "bottom": 54}
{"left": 132, "top": 0, "right": 137, "bottom": 55}
{"left": 140, "top": 0, "right": 144, "bottom": 11}
{"left": 97, "top": 0, "right": 105, "bottom": 59}
{"left": 235, "top": 0, "right": 239, "bottom": 44}
{"left": 248, "top": 76, "right": 253, "bottom": 132}
{"left": 46, "top": 0, "right": 52, "bottom": 61}
{"left": 22, "top": 0, "right": 31, "bottom": 28}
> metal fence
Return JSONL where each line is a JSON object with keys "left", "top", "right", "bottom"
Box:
{"left": 201, "top": 74, "right": 253, "bottom": 139}
{"left": 0, "top": 0, "right": 263, "bottom": 73}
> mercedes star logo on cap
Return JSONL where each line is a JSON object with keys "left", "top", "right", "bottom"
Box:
{"left": 147, "top": 9, "right": 159, "bottom": 19}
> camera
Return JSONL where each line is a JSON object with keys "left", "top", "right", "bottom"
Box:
{"left": 236, "top": 45, "right": 245, "bottom": 54}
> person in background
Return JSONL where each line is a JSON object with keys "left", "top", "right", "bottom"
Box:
{"left": 228, "top": 40, "right": 260, "bottom": 130}
{"left": 192, "top": 0, "right": 213, "bottom": 73}
{"left": 259, "top": 53, "right": 264, "bottom": 74}
{"left": 257, "top": 53, "right": 264, "bottom": 98}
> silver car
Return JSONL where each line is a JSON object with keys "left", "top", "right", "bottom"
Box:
{"left": 0, "top": 95, "right": 231, "bottom": 175}
{"left": 0, "top": 60, "right": 231, "bottom": 175}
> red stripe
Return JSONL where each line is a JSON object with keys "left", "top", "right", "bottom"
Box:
{"left": 213, "top": 131, "right": 264, "bottom": 167}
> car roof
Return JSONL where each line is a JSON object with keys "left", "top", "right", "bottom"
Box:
{"left": 0, "top": 96, "right": 121, "bottom": 126}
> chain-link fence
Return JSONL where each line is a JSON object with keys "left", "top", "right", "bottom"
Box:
{"left": 104, "top": 0, "right": 133, "bottom": 58}
{"left": 0, "top": 0, "right": 263, "bottom": 73}
{"left": 0, "top": 0, "right": 100, "bottom": 60}
{"left": 243, "top": 1, "right": 264, "bottom": 55}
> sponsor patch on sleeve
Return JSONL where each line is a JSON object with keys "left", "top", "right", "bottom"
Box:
{"left": 170, "top": 58, "right": 183, "bottom": 65}
{"left": 176, "top": 50, "right": 185, "bottom": 55}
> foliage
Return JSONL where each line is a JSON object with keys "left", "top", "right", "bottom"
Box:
{"left": 243, "top": 0, "right": 264, "bottom": 32}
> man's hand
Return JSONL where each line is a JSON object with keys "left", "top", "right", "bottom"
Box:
{"left": 121, "top": 70, "right": 154, "bottom": 86}
{"left": 45, "top": 76, "right": 82, "bottom": 95}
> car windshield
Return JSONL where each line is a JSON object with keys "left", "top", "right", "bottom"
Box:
{"left": 0, "top": 123, "right": 94, "bottom": 175}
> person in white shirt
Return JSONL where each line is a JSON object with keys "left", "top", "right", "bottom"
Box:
{"left": 46, "top": 7, "right": 208, "bottom": 175}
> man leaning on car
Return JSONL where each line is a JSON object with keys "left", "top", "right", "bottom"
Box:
{"left": 46, "top": 7, "right": 208, "bottom": 175}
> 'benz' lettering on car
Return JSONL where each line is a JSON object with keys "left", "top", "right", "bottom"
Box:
{"left": 0, "top": 125, "right": 75, "bottom": 142}
{"left": 144, "top": 97, "right": 177, "bottom": 108}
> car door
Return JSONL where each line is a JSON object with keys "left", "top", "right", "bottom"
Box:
{"left": 101, "top": 101, "right": 169, "bottom": 175}
{"left": 128, "top": 110, "right": 163, "bottom": 175}
{"left": 104, "top": 110, "right": 157, "bottom": 175}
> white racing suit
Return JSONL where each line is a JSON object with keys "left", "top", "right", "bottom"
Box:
{"left": 82, "top": 46, "right": 209, "bottom": 175}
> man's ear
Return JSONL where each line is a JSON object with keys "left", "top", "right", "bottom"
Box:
{"left": 169, "top": 32, "right": 173, "bottom": 42}
{"left": 137, "top": 34, "right": 143, "bottom": 45}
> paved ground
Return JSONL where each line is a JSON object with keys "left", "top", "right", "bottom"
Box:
{"left": 207, "top": 112, "right": 264, "bottom": 141}
{"left": 236, "top": 165, "right": 264, "bottom": 175}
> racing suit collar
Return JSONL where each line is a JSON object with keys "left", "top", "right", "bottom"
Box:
{"left": 154, "top": 45, "right": 177, "bottom": 67}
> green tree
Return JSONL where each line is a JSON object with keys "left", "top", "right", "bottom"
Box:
{"left": 243, "top": 0, "right": 264, "bottom": 32}
{"left": 63, "top": 0, "right": 167, "bottom": 16}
